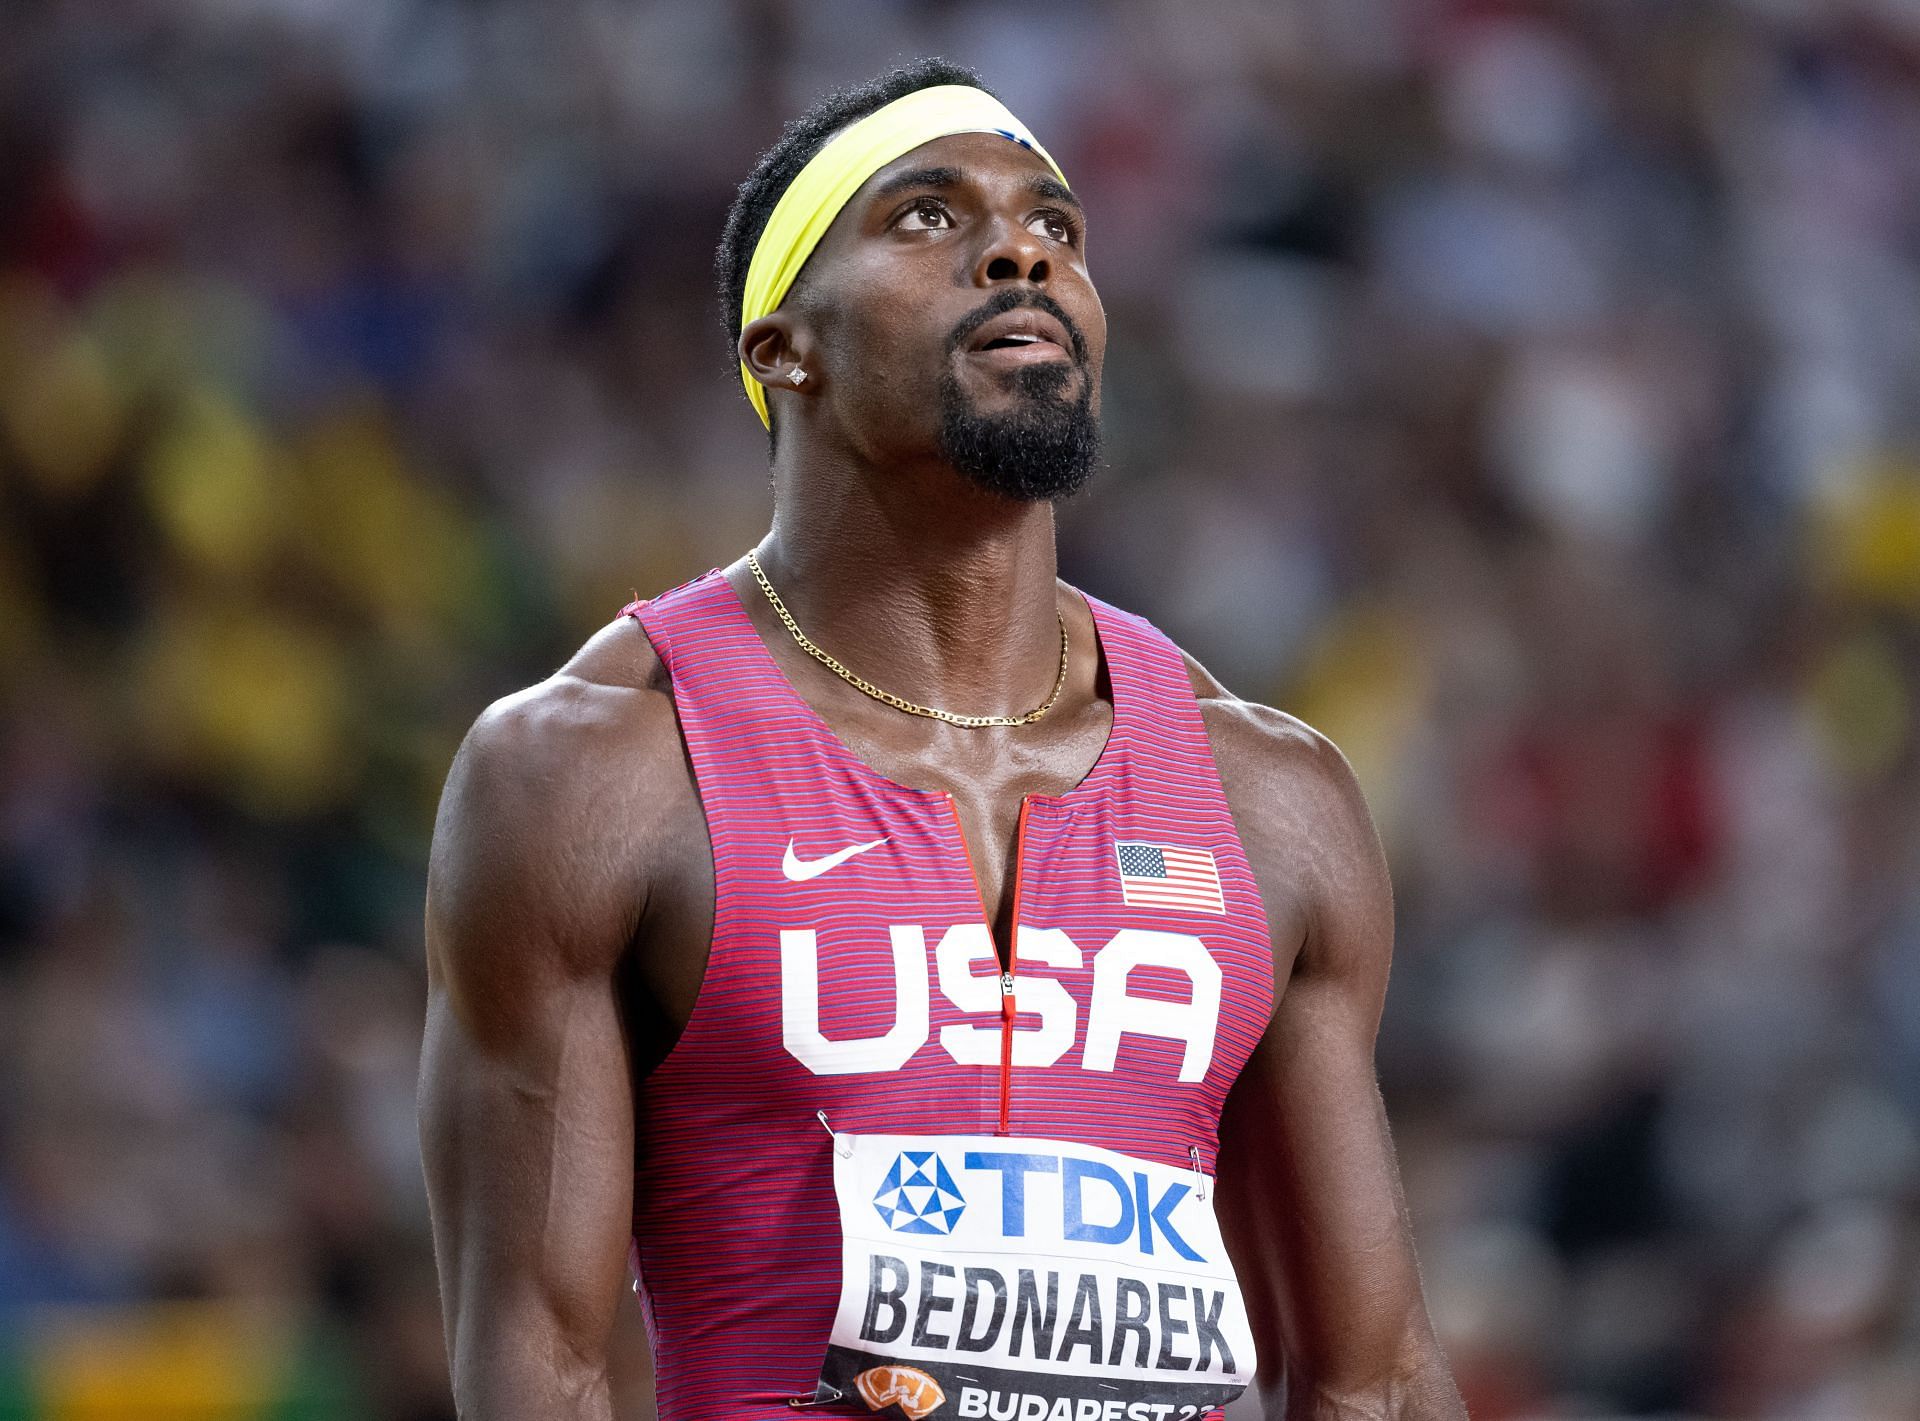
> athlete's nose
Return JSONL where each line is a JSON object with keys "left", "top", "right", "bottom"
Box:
{"left": 973, "top": 215, "right": 1050, "bottom": 287}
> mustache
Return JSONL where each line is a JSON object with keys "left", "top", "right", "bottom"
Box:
{"left": 944, "top": 288, "right": 1089, "bottom": 365}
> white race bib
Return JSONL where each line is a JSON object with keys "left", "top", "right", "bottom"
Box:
{"left": 807, "top": 1131, "right": 1255, "bottom": 1420}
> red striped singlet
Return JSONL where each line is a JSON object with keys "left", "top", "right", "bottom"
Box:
{"left": 622, "top": 570, "right": 1274, "bottom": 1418}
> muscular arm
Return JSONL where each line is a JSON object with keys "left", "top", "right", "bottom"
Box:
{"left": 419, "top": 628, "right": 676, "bottom": 1419}
{"left": 1202, "top": 695, "right": 1464, "bottom": 1421}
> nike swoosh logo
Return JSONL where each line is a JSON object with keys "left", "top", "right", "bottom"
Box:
{"left": 782, "top": 836, "right": 888, "bottom": 882}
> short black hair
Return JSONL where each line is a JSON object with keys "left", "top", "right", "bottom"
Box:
{"left": 715, "top": 57, "right": 991, "bottom": 359}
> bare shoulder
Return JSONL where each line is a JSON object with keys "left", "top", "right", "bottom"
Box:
{"left": 1181, "top": 652, "right": 1373, "bottom": 843}
{"left": 449, "top": 615, "right": 686, "bottom": 822}
{"left": 426, "top": 616, "right": 697, "bottom": 1030}
{"left": 1177, "top": 649, "right": 1391, "bottom": 984}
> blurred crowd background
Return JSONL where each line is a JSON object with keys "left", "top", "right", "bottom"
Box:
{"left": 2, "top": 1, "right": 1918, "bottom": 1417}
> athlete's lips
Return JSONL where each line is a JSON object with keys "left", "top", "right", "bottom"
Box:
{"left": 965, "top": 308, "right": 1074, "bottom": 363}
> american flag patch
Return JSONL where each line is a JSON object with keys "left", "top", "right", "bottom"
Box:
{"left": 1115, "top": 842, "right": 1225, "bottom": 914}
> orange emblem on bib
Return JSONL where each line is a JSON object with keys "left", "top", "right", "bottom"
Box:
{"left": 853, "top": 1364, "right": 946, "bottom": 1418}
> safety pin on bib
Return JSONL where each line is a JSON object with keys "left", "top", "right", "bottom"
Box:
{"left": 817, "top": 1109, "right": 853, "bottom": 1157}
{"left": 1190, "top": 1143, "right": 1207, "bottom": 1201}
{"left": 787, "top": 1385, "right": 845, "bottom": 1409}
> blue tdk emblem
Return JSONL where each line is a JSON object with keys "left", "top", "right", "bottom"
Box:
{"left": 873, "top": 1151, "right": 966, "bottom": 1235}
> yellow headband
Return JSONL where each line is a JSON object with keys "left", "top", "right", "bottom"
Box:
{"left": 738, "top": 84, "right": 1067, "bottom": 429}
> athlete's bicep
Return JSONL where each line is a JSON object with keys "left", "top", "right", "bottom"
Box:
{"left": 1212, "top": 730, "right": 1462, "bottom": 1419}
{"left": 419, "top": 691, "right": 644, "bottom": 1420}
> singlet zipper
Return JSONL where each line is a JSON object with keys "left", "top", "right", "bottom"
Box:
{"left": 997, "top": 966, "right": 1015, "bottom": 1132}
{"left": 945, "top": 793, "right": 1029, "bottom": 1136}
{"left": 1000, "top": 799, "right": 1031, "bottom": 1134}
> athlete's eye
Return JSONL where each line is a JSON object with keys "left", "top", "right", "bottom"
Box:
{"left": 1029, "top": 210, "right": 1075, "bottom": 244}
{"left": 897, "top": 198, "right": 953, "bottom": 231}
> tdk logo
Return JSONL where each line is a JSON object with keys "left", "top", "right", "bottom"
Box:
{"left": 872, "top": 1150, "right": 1206, "bottom": 1261}
{"left": 956, "top": 1152, "right": 1207, "bottom": 1261}
{"left": 874, "top": 1151, "right": 967, "bottom": 1235}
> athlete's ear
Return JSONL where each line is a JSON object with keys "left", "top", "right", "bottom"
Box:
{"left": 739, "top": 314, "right": 815, "bottom": 396}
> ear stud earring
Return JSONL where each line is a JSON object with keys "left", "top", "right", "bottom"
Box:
{"left": 787, "top": 367, "right": 809, "bottom": 386}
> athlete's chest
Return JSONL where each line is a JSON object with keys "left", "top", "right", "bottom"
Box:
{"left": 629, "top": 693, "right": 1288, "bottom": 1085}
{"left": 629, "top": 574, "right": 1278, "bottom": 1141}
{"left": 655, "top": 742, "right": 1268, "bottom": 1153}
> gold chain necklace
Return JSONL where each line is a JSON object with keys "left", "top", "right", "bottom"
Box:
{"left": 746, "top": 550, "right": 1069, "bottom": 729}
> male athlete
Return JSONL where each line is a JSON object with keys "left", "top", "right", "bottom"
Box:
{"left": 421, "top": 60, "right": 1466, "bottom": 1421}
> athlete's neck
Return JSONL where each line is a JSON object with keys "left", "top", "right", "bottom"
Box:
{"left": 754, "top": 453, "right": 1064, "bottom": 718}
